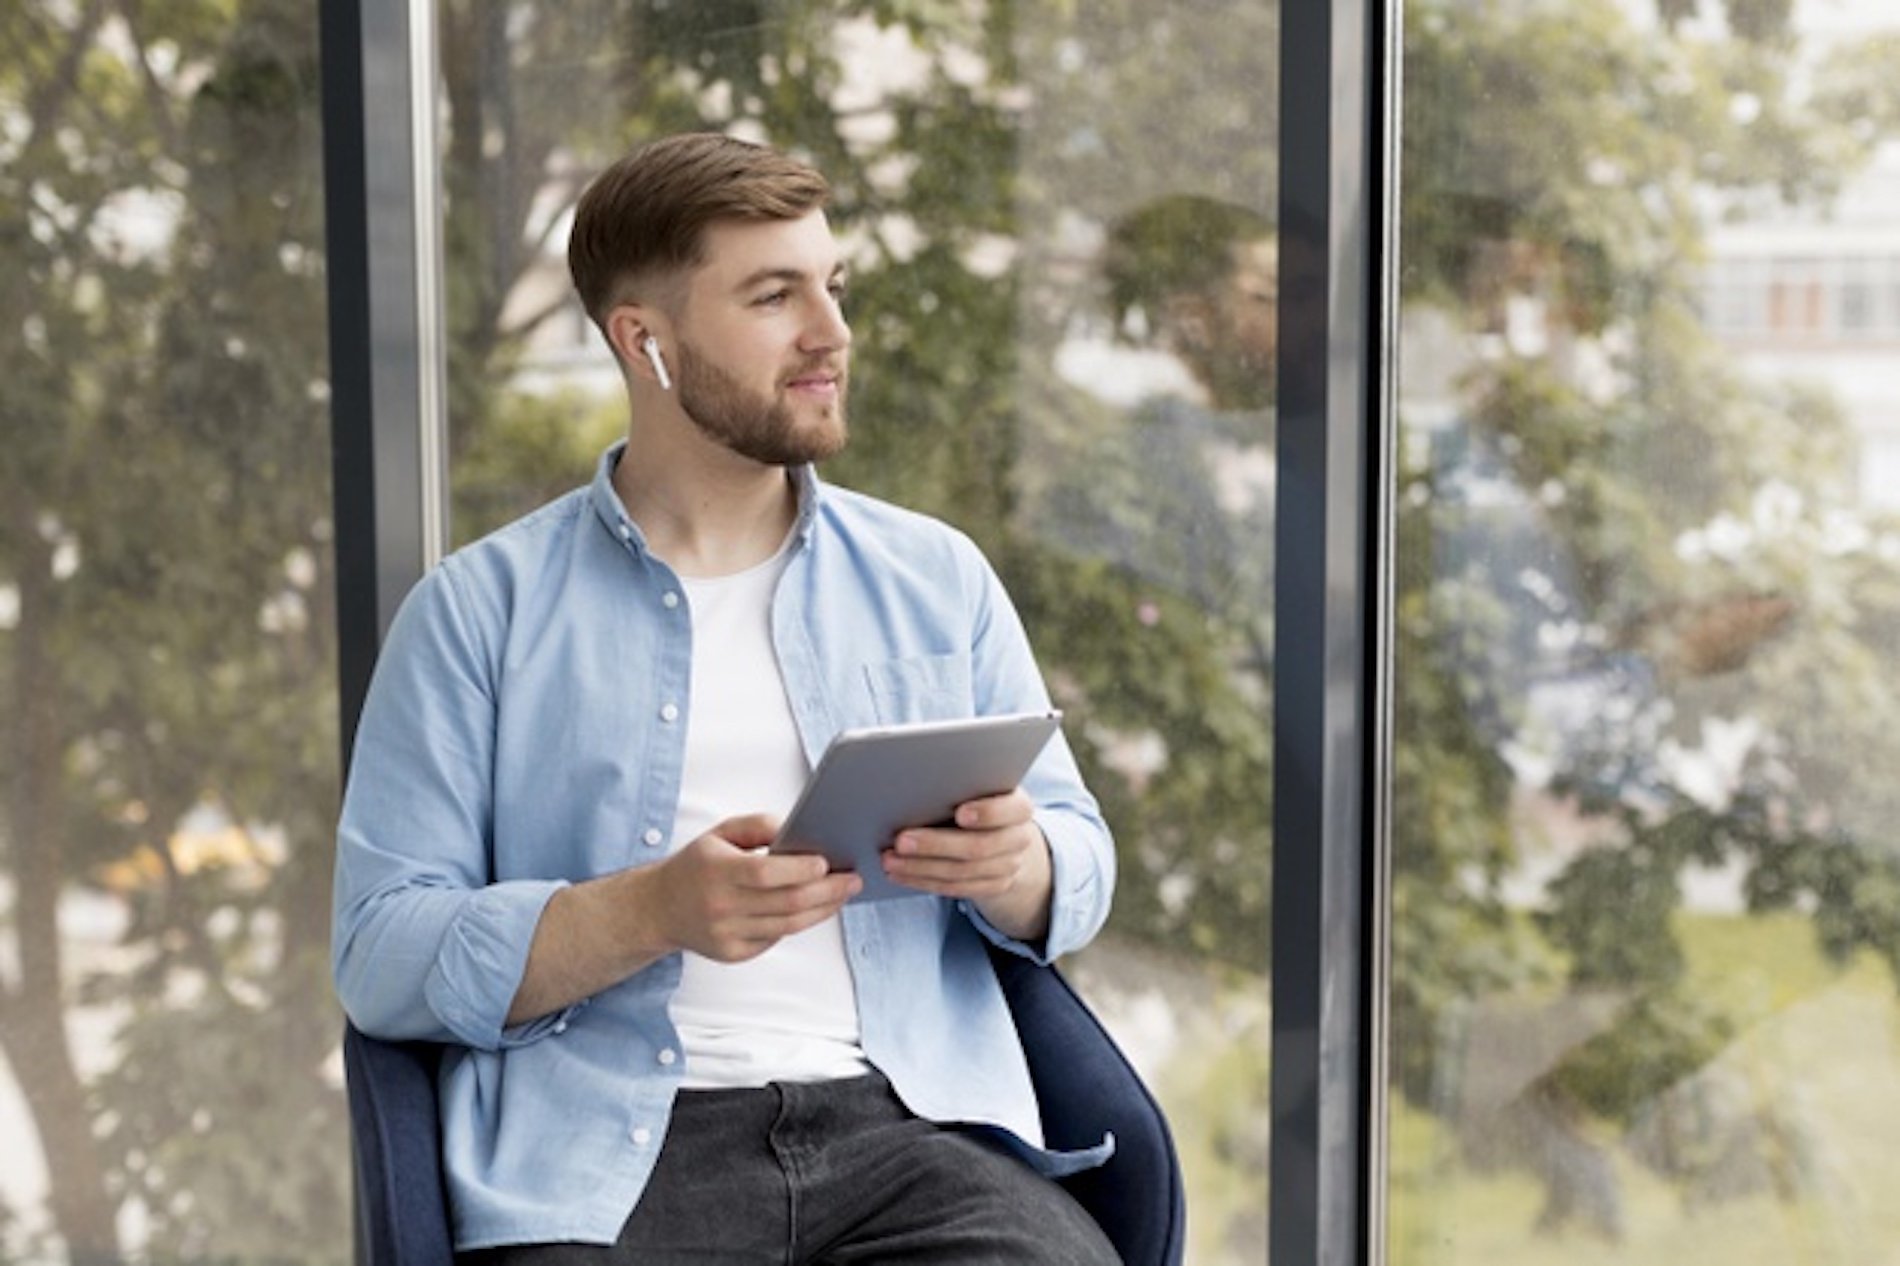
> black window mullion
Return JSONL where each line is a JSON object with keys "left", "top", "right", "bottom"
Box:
{"left": 1270, "top": 0, "right": 1400, "bottom": 1260}
{"left": 320, "top": 0, "right": 444, "bottom": 768}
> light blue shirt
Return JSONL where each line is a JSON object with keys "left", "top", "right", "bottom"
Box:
{"left": 332, "top": 443, "right": 1117, "bottom": 1250}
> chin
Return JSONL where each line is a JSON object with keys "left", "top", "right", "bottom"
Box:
{"left": 799, "top": 408, "right": 849, "bottom": 457}
{"left": 801, "top": 427, "right": 849, "bottom": 465}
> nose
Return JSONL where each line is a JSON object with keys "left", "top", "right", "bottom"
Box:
{"left": 802, "top": 291, "right": 852, "bottom": 355}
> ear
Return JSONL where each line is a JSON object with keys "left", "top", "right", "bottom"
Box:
{"left": 605, "top": 305, "right": 666, "bottom": 385}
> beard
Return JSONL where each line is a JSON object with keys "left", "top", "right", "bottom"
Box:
{"left": 675, "top": 339, "right": 849, "bottom": 467}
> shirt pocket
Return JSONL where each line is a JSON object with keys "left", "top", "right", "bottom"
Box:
{"left": 861, "top": 653, "right": 973, "bottom": 725}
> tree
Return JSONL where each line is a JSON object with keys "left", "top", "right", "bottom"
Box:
{"left": 435, "top": 0, "right": 1284, "bottom": 974}
{"left": 1, "top": 1, "right": 345, "bottom": 1258}
{"left": 430, "top": 0, "right": 1900, "bottom": 1249}
{"left": 8, "top": 0, "right": 1892, "bottom": 1257}
{"left": 1393, "top": 0, "right": 1900, "bottom": 1236}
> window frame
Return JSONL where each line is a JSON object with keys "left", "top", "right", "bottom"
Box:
{"left": 319, "top": 1, "right": 1402, "bottom": 1262}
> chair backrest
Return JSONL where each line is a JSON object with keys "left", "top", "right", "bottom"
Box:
{"left": 985, "top": 944, "right": 1188, "bottom": 1266}
{"left": 345, "top": 954, "right": 1186, "bottom": 1265}
{"left": 343, "top": 1025, "right": 454, "bottom": 1266}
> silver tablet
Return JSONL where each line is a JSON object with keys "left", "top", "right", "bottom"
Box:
{"left": 772, "top": 710, "right": 1064, "bottom": 902}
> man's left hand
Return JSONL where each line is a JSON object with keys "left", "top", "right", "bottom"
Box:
{"left": 882, "top": 789, "right": 1052, "bottom": 942}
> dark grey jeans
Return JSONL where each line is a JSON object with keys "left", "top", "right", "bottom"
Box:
{"left": 461, "top": 1072, "right": 1119, "bottom": 1265}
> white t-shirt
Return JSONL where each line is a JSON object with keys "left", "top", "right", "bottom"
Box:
{"left": 666, "top": 536, "right": 870, "bottom": 1089}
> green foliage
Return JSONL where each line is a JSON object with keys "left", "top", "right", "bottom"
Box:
{"left": 1811, "top": 35, "right": 1900, "bottom": 145}
{"left": 1553, "top": 992, "right": 1736, "bottom": 1126}
{"left": 1394, "top": 0, "right": 1900, "bottom": 1235}
{"left": 1102, "top": 195, "right": 1277, "bottom": 334}
{"left": 454, "top": 389, "right": 628, "bottom": 542}
{"left": 437, "top": 0, "right": 1283, "bottom": 971}
{"left": 1154, "top": 977, "right": 1270, "bottom": 1262}
{"left": 96, "top": 951, "right": 346, "bottom": 1264}
{"left": 2, "top": 0, "right": 346, "bottom": 1258}
{"left": 7, "top": 0, "right": 1898, "bottom": 1255}
{"left": 429, "top": 12, "right": 1900, "bottom": 1243}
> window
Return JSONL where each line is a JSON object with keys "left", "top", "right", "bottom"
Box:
{"left": 1391, "top": 1, "right": 1900, "bottom": 1259}
{"left": 1769, "top": 259, "right": 1826, "bottom": 335}
{"left": 435, "top": 5, "right": 1279, "bottom": 1260}
{"left": 0, "top": 3, "right": 343, "bottom": 1260}
{"left": 1833, "top": 257, "right": 1876, "bottom": 334}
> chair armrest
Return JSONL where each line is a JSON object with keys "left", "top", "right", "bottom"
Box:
{"left": 343, "top": 1023, "right": 455, "bottom": 1266}
{"left": 988, "top": 944, "right": 1187, "bottom": 1266}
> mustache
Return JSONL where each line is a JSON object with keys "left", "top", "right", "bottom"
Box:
{"left": 784, "top": 357, "right": 847, "bottom": 382}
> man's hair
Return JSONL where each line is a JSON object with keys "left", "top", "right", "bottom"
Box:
{"left": 567, "top": 132, "right": 831, "bottom": 329}
{"left": 1102, "top": 194, "right": 1275, "bottom": 335}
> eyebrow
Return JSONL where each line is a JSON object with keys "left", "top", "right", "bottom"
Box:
{"left": 732, "top": 262, "right": 848, "bottom": 293}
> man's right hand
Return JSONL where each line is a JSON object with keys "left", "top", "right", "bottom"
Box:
{"left": 649, "top": 813, "right": 862, "bottom": 962}
{"left": 505, "top": 814, "right": 860, "bottom": 1026}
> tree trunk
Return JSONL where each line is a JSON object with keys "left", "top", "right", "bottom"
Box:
{"left": 2, "top": 537, "right": 122, "bottom": 1261}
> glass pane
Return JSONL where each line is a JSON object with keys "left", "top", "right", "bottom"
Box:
{"left": 1391, "top": 1, "right": 1900, "bottom": 1260}
{"left": 438, "top": 3, "right": 1276, "bottom": 1259}
{"left": 0, "top": 2, "right": 343, "bottom": 1262}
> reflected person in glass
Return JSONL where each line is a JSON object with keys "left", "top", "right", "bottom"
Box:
{"left": 1031, "top": 196, "right": 1281, "bottom": 672}
{"left": 330, "top": 132, "right": 1119, "bottom": 1263}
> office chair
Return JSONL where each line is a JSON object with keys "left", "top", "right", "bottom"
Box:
{"left": 344, "top": 944, "right": 1186, "bottom": 1265}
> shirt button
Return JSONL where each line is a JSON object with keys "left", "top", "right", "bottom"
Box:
{"left": 660, "top": 703, "right": 679, "bottom": 723}
{"left": 643, "top": 827, "right": 663, "bottom": 847}
{"left": 662, "top": 591, "right": 680, "bottom": 609}
{"left": 631, "top": 1126, "right": 652, "bottom": 1147}
{"left": 553, "top": 1020, "right": 568, "bottom": 1035}
{"left": 658, "top": 1048, "right": 678, "bottom": 1067}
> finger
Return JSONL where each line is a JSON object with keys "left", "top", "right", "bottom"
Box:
{"left": 721, "top": 875, "right": 861, "bottom": 943}
{"left": 892, "top": 829, "right": 977, "bottom": 864}
{"left": 883, "top": 852, "right": 1018, "bottom": 891}
{"left": 881, "top": 862, "right": 1015, "bottom": 900}
{"left": 743, "top": 883, "right": 860, "bottom": 936}
{"left": 771, "top": 870, "right": 863, "bottom": 911}
{"left": 700, "top": 930, "right": 790, "bottom": 964}
{"left": 960, "top": 789, "right": 1034, "bottom": 829}
{"left": 951, "top": 789, "right": 1034, "bottom": 831}
{"left": 894, "top": 823, "right": 1028, "bottom": 862}
{"left": 728, "top": 845, "right": 837, "bottom": 890}
{"left": 732, "top": 865, "right": 863, "bottom": 915}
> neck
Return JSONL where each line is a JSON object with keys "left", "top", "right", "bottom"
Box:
{"left": 612, "top": 421, "right": 799, "bottom": 578}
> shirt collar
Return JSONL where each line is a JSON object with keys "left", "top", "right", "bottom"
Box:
{"left": 589, "top": 440, "right": 823, "bottom": 556}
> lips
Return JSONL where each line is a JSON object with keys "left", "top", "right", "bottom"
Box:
{"left": 785, "top": 363, "right": 845, "bottom": 395}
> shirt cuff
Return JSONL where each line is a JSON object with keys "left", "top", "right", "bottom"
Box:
{"left": 965, "top": 813, "right": 1108, "bottom": 964}
{"left": 424, "top": 879, "right": 570, "bottom": 1050}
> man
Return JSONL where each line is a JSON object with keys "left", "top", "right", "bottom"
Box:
{"left": 331, "top": 132, "right": 1119, "bottom": 1264}
{"left": 1033, "top": 195, "right": 1280, "bottom": 652}
{"left": 1102, "top": 194, "right": 1279, "bottom": 415}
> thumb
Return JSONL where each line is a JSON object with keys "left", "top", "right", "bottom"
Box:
{"left": 715, "top": 813, "right": 783, "bottom": 850}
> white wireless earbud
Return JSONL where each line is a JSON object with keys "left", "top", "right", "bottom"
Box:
{"left": 642, "top": 335, "right": 672, "bottom": 391}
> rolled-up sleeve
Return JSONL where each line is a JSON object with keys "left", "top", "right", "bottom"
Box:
{"left": 958, "top": 544, "right": 1116, "bottom": 963}
{"left": 331, "top": 561, "right": 569, "bottom": 1051}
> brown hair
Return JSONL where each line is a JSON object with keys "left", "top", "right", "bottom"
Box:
{"left": 567, "top": 132, "right": 831, "bottom": 332}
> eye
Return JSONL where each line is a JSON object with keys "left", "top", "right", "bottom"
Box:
{"left": 754, "top": 289, "right": 790, "bottom": 308}
{"left": 828, "top": 279, "right": 849, "bottom": 304}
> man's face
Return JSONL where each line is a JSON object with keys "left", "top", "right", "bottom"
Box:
{"left": 670, "top": 210, "right": 852, "bottom": 466}
{"left": 1173, "top": 236, "right": 1278, "bottom": 410}
{"left": 1213, "top": 238, "right": 1279, "bottom": 374}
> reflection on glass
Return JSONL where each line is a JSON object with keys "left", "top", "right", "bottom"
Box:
{"left": 1392, "top": 0, "right": 1900, "bottom": 1260}
{"left": 436, "top": 3, "right": 1276, "bottom": 1259}
{"left": 0, "top": 2, "right": 342, "bottom": 1262}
